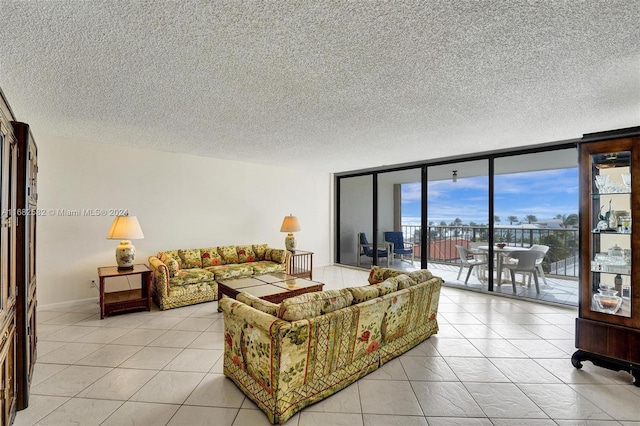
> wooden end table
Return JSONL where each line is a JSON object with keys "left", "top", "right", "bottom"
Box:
{"left": 288, "top": 250, "right": 313, "bottom": 279}
{"left": 97, "top": 264, "right": 152, "bottom": 319}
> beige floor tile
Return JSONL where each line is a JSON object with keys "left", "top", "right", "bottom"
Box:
{"left": 188, "top": 331, "right": 225, "bottom": 349}
{"left": 399, "top": 356, "right": 458, "bottom": 382}
{"left": 518, "top": 383, "right": 613, "bottom": 420}
{"left": 163, "top": 348, "right": 223, "bottom": 372}
{"left": 11, "top": 395, "right": 69, "bottom": 426}
{"left": 75, "top": 344, "right": 143, "bottom": 367}
{"left": 464, "top": 382, "right": 548, "bottom": 418}
{"left": 30, "top": 365, "right": 112, "bottom": 397}
{"left": 430, "top": 338, "right": 484, "bottom": 357}
{"left": 570, "top": 384, "right": 640, "bottom": 421}
{"left": 411, "top": 381, "right": 484, "bottom": 417}
{"left": 110, "top": 327, "right": 166, "bottom": 346}
{"left": 233, "top": 408, "right": 288, "bottom": 426}
{"left": 425, "top": 418, "right": 492, "bottom": 426}
{"left": 298, "top": 411, "right": 363, "bottom": 426}
{"left": 444, "top": 357, "right": 510, "bottom": 382}
{"left": 31, "top": 363, "right": 69, "bottom": 386}
{"left": 100, "top": 401, "right": 180, "bottom": 426}
{"left": 37, "top": 342, "right": 104, "bottom": 364}
{"left": 467, "top": 338, "right": 528, "bottom": 358}
{"left": 74, "top": 326, "right": 131, "bottom": 343}
{"left": 167, "top": 406, "right": 238, "bottom": 425}
{"left": 509, "top": 339, "right": 570, "bottom": 358}
{"left": 40, "top": 325, "right": 99, "bottom": 342}
{"left": 363, "top": 414, "right": 428, "bottom": 426}
{"left": 37, "top": 398, "right": 123, "bottom": 425}
{"left": 77, "top": 368, "right": 158, "bottom": 400}
{"left": 304, "top": 381, "right": 361, "bottom": 413}
{"left": 172, "top": 317, "right": 216, "bottom": 331}
{"left": 363, "top": 357, "right": 408, "bottom": 380}
{"left": 148, "top": 329, "right": 202, "bottom": 348}
{"left": 489, "top": 358, "right": 562, "bottom": 384}
{"left": 131, "top": 371, "right": 206, "bottom": 404}
{"left": 119, "top": 346, "right": 182, "bottom": 370}
{"left": 183, "top": 373, "right": 246, "bottom": 407}
{"left": 359, "top": 380, "right": 423, "bottom": 415}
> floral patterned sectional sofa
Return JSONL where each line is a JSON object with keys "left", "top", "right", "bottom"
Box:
{"left": 220, "top": 267, "right": 442, "bottom": 424}
{"left": 148, "top": 244, "right": 290, "bottom": 310}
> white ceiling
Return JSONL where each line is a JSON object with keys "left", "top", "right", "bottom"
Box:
{"left": 1, "top": 1, "right": 639, "bottom": 173}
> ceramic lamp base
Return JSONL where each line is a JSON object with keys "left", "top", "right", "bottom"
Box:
{"left": 115, "top": 240, "right": 136, "bottom": 269}
{"left": 285, "top": 233, "right": 297, "bottom": 251}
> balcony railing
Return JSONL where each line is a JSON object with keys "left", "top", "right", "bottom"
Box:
{"left": 401, "top": 224, "right": 579, "bottom": 278}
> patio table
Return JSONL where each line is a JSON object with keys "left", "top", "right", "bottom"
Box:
{"left": 477, "top": 245, "right": 530, "bottom": 284}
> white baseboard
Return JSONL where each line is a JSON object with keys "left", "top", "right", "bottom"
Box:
{"left": 38, "top": 297, "right": 99, "bottom": 311}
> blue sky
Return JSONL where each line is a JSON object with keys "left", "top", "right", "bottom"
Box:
{"left": 401, "top": 167, "right": 579, "bottom": 226}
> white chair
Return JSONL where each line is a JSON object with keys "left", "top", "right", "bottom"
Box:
{"left": 502, "top": 250, "right": 541, "bottom": 294}
{"left": 455, "top": 245, "right": 487, "bottom": 284}
{"left": 530, "top": 244, "right": 550, "bottom": 285}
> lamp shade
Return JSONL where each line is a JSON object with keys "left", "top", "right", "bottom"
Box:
{"left": 280, "top": 215, "right": 301, "bottom": 233}
{"left": 106, "top": 215, "right": 144, "bottom": 269}
{"left": 106, "top": 216, "right": 144, "bottom": 240}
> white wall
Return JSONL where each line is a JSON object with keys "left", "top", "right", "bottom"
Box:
{"left": 37, "top": 135, "right": 332, "bottom": 307}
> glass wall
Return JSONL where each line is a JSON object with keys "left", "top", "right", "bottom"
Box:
{"left": 377, "top": 168, "right": 422, "bottom": 270}
{"left": 426, "top": 160, "right": 489, "bottom": 289}
{"left": 338, "top": 175, "right": 374, "bottom": 268}
{"left": 335, "top": 145, "right": 579, "bottom": 306}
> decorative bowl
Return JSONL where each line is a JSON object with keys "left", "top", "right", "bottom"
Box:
{"left": 496, "top": 243, "right": 507, "bottom": 249}
{"left": 593, "top": 290, "right": 622, "bottom": 314}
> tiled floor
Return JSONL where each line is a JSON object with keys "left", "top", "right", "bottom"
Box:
{"left": 14, "top": 265, "right": 640, "bottom": 425}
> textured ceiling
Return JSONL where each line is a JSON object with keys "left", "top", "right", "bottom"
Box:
{"left": 1, "top": 1, "right": 639, "bottom": 173}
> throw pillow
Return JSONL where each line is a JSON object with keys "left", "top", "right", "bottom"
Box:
{"left": 217, "top": 245, "right": 239, "bottom": 264}
{"left": 252, "top": 244, "right": 269, "bottom": 261}
{"left": 368, "top": 266, "right": 406, "bottom": 284}
{"left": 201, "top": 247, "right": 224, "bottom": 267}
{"left": 159, "top": 253, "right": 180, "bottom": 277}
{"left": 265, "top": 248, "right": 286, "bottom": 263}
{"left": 236, "top": 245, "right": 256, "bottom": 263}
{"left": 178, "top": 249, "right": 202, "bottom": 269}
{"left": 277, "top": 289, "right": 354, "bottom": 321}
{"left": 237, "top": 292, "right": 279, "bottom": 316}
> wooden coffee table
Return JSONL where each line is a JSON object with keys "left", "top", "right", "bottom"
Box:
{"left": 217, "top": 272, "right": 324, "bottom": 310}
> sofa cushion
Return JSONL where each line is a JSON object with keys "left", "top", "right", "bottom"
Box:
{"left": 252, "top": 244, "right": 269, "bottom": 261}
{"left": 179, "top": 249, "right": 202, "bottom": 269}
{"left": 205, "top": 264, "right": 253, "bottom": 280}
{"left": 348, "top": 279, "right": 399, "bottom": 304}
{"left": 237, "top": 245, "right": 256, "bottom": 263}
{"left": 368, "top": 266, "right": 405, "bottom": 284}
{"left": 159, "top": 253, "right": 180, "bottom": 277}
{"left": 265, "top": 248, "right": 286, "bottom": 264}
{"left": 201, "top": 247, "right": 224, "bottom": 267}
{"left": 347, "top": 285, "right": 379, "bottom": 304}
{"left": 277, "top": 289, "right": 354, "bottom": 321}
{"left": 237, "top": 292, "right": 279, "bottom": 316}
{"left": 406, "top": 269, "right": 433, "bottom": 284}
{"left": 169, "top": 268, "right": 214, "bottom": 287}
{"left": 218, "top": 245, "right": 239, "bottom": 264}
{"left": 250, "top": 261, "right": 286, "bottom": 275}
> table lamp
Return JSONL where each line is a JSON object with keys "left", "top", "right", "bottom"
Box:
{"left": 280, "top": 214, "right": 301, "bottom": 251}
{"left": 106, "top": 215, "right": 144, "bottom": 269}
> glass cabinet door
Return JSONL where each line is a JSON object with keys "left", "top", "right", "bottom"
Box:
{"left": 589, "top": 151, "right": 632, "bottom": 317}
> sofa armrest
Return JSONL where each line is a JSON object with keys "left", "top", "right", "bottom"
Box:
{"left": 268, "top": 248, "right": 291, "bottom": 265}
{"left": 148, "top": 256, "right": 170, "bottom": 297}
{"left": 220, "top": 297, "right": 290, "bottom": 393}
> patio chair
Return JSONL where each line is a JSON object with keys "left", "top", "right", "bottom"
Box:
{"left": 357, "top": 232, "right": 391, "bottom": 267}
{"left": 383, "top": 231, "right": 414, "bottom": 264}
{"left": 502, "top": 250, "right": 541, "bottom": 294}
{"left": 530, "top": 244, "right": 550, "bottom": 285}
{"left": 455, "top": 245, "right": 487, "bottom": 284}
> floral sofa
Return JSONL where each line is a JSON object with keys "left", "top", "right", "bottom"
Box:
{"left": 219, "top": 267, "right": 442, "bottom": 424}
{"left": 148, "top": 244, "right": 290, "bottom": 310}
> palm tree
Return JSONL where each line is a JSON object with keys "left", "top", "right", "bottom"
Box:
{"left": 556, "top": 213, "right": 578, "bottom": 228}
{"left": 524, "top": 215, "right": 537, "bottom": 224}
{"left": 507, "top": 215, "right": 519, "bottom": 225}
{"left": 494, "top": 215, "right": 500, "bottom": 224}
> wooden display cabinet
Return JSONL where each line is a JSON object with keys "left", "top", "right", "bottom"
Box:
{"left": 11, "top": 121, "right": 37, "bottom": 410}
{"left": 573, "top": 131, "right": 640, "bottom": 386}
